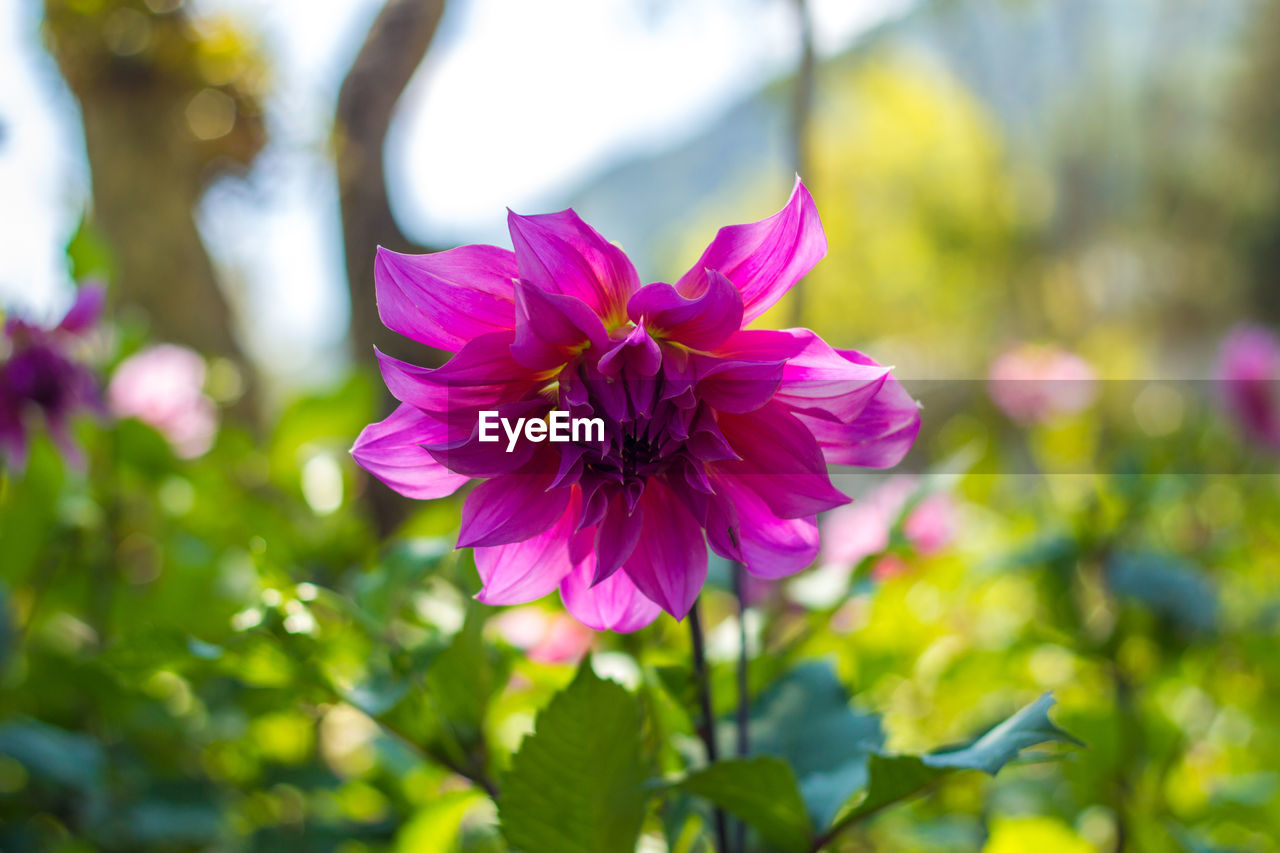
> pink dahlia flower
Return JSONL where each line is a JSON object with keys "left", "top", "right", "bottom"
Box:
{"left": 108, "top": 344, "right": 217, "bottom": 458}
{"left": 820, "top": 476, "right": 955, "bottom": 572}
{"left": 352, "top": 180, "right": 920, "bottom": 631}
{"left": 0, "top": 285, "right": 105, "bottom": 469}
{"left": 1217, "top": 324, "right": 1280, "bottom": 452}
{"left": 988, "top": 344, "right": 1097, "bottom": 424}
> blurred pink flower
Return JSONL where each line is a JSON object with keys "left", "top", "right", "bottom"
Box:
{"left": 108, "top": 344, "right": 217, "bottom": 458}
{"left": 988, "top": 344, "right": 1097, "bottom": 424}
{"left": 490, "top": 606, "right": 595, "bottom": 664}
{"left": 902, "top": 493, "right": 957, "bottom": 554}
{"left": 820, "top": 477, "right": 956, "bottom": 572}
{"left": 1217, "top": 324, "right": 1280, "bottom": 452}
{"left": 0, "top": 285, "right": 105, "bottom": 469}
{"left": 870, "top": 554, "right": 909, "bottom": 583}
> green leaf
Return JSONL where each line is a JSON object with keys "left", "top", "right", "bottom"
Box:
{"left": 66, "top": 214, "right": 114, "bottom": 281}
{"left": 424, "top": 603, "right": 506, "bottom": 746}
{"left": 499, "top": 661, "right": 649, "bottom": 853}
{"left": 722, "top": 660, "right": 883, "bottom": 827}
{"left": 821, "top": 695, "right": 1080, "bottom": 843}
{"left": 0, "top": 719, "right": 105, "bottom": 792}
{"left": 675, "top": 756, "right": 813, "bottom": 853}
{"left": 1106, "top": 551, "right": 1217, "bottom": 633}
{"left": 829, "top": 753, "right": 939, "bottom": 827}
{"left": 925, "top": 693, "right": 1082, "bottom": 773}
{"left": 0, "top": 441, "right": 63, "bottom": 584}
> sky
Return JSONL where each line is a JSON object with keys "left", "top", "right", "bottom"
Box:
{"left": 0, "top": 0, "right": 907, "bottom": 383}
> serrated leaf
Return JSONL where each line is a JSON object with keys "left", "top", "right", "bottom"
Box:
{"left": 821, "top": 695, "right": 1079, "bottom": 843}
{"left": 925, "top": 693, "right": 1082, "bottom": 773}
{"left": 676, "top": 756, "right": 812, "bottom": 853}
{"left": 499, "top": 661, "right": 649, "bottom": 853}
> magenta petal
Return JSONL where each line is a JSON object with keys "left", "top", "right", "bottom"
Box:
{"left": 511, "top": 280, "right": 608, "bottom": 370}
{"left": 676, "top": 178, "right": 826, "bottom": 324}
{"left": 798, "top": 354, "right": 921, "bottom": 468}
{"left": 715, "top": 402, "right": 850, "bottom": 518}
{"left": 626, "top": 270, "right": 744, "bottom": 351}
{"left": 598, "top": 322, "right": 662, "bottom": 377}
{"left": 592, "top": 493, "right": 644, "bottom": 583}
{"left": 459, "top": 464, "right": 572, "bottom": 548}
{"left": 560, "top": 554, "right": 662, "bottom": 633}
{"left": 620, "top": 480, "right": 707, "bottom": 620}
{"left": 707, "top": 473, "right": 820, "bottom": 577}
{"left": 692, "top": 354, "right": 786, "bottom": 414}
{"left": 376, "top": 331, "right": 535, "bottom": 415}
{"left": 475, "top": 498, "right": 577, "bottom": 605}
{"left": 375, "top": 245, "right": 517, "bottom": 352}
{"left": 351, "top": 404, "right": 469, "bottom": 500}
{"left": 774, "top": 331, "right": 890, "bottom": 421}
{"left": 507, "top": 208, "right": 639, "bottom": 322}
{"left": 58, "top": 284, "right": 105, "bottom": 336}
{"left": 426, "top": 397, "right": 547, "bottom": 477}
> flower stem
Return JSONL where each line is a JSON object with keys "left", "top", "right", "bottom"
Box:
{"left": 731, "top": 564, "right": 751, "bottom": 853}
{"left": 688, "top": 599, "right": 730, "bottom": 853}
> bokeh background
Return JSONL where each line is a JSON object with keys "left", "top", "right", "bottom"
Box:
{"left": 3, "top": 0, "right": 1280, "bottom": 850}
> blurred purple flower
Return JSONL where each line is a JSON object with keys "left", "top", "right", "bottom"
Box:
{"left": 988, "top": 344, "right": 1097, "bottom": 424}
{"left": 353, "top": 180, "right": 920, "bottom": 631}
{"left": 0, "top": 285, "right": 105, "bottom": 469}
{"left": 820, "top": 476, "right": 955, "bottom": 572}
{"left": 1217, "top": 324, "right": 1280, "bottom": 452}
{"left": 108, "top": 344, "right": 218, "bottom": 459}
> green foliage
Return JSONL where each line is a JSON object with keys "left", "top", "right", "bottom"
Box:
{"left": 830, "top": 695, "right": 1078, "bottom": 830}
{"left": 675, "top": 756, "right": 812, "bottom": 853}
{"left": 498, "top": 661, "right": 649, "bottom": 853}
{"left": 720, "top": 660, "right": 883, "bottom": 826}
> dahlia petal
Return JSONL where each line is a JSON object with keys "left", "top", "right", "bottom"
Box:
{"left": 676, "top": 177, "right": 825, "bottom": 324}
{"left": 707, "top": 473, "right": 820, "bottom": 577}
{"left": 376, "top": 331, "right": 535, "bottom": 415}
{"left": 560, "top": 554, "right": 662, "bottom": 633}
{"left": 458, "top": 465, "right": 572, "bottom": 548}
{"left": 507, "top": 208, "right": 639, "bottom": 322}
{"left": 686, "top": 405, "right": 740, "bottom": 462}
{"left": 692, "top": 355, "right": 786, "bottom": 414}
{"left": 598, "top": 322, "right": 662, "bottom": 377}
{"left": 715, "top": 329, "right": 889, "bottom": 421}
{"left": 798, "top": 356, "right": 921, "bottom": 468}
{"left": 351, "top": 404, "right": 469, "bottom": 500}
{"left": 375, "top": 245, "right": 517, "bottom": 352}
{"left": 426, "top": 398, "right": 547, "bottom": 477}
{"left": 626, "top": 270, "right": 743, "bottom": 351}
{"left": 58, "top": 284, "right": 105, "bottom": 336}
{"left": 511, "top": 280, "right": 608, "bottom": 370}
{"left": 620, "top": 480, "right": 707, "bottom": 620}
{"left": 592, "top": 492, "right": 644, "bottom": 583}
{"left": 714, "top": 402, "right": 850, "bottom": 518}
{"left": 474, "top": 497, "right": 577, "bottom": 605}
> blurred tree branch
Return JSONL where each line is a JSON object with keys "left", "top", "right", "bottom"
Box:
{"left": 335, "top": 0, "right": 447, "bottom": 369}
{"left": 42, "top": 0, "right": 265, "bottom": 417}
{"left": 335, "top": 0, "right": 449, "bottom": 532}
{"left": 1235, "top": 0, "right": 1280, "bottom": 325}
